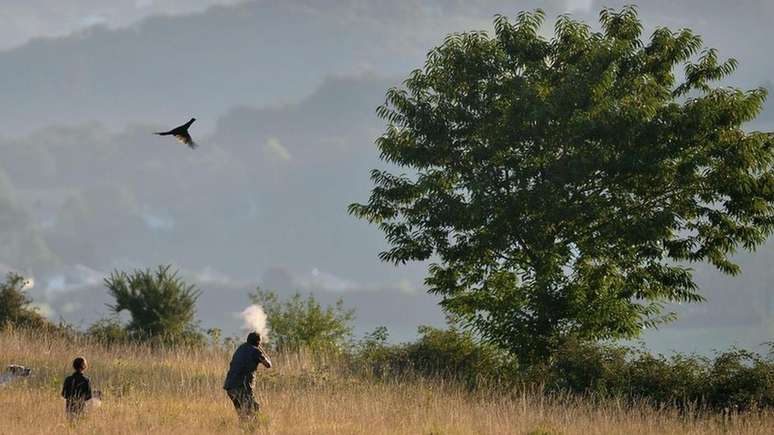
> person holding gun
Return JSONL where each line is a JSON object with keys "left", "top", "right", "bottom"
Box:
{"left": 223, "top": 332, "right": 272, "bottom": 422}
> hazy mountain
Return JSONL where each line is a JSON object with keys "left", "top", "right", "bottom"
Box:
{"left": 0, "top": 73, "right": 445, "bottom": 341}
{"left": 0, "top": 0, "right": 573, "bottom": 135}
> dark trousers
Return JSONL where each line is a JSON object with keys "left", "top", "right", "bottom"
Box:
{"left": 65, "top": 400, "right": 86, "bottom": 421}
{"left": 226, "top": 387, "right": 260, "bottom": 420}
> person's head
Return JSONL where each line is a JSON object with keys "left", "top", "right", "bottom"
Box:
{"left": 246, "top": 332, "right": 261, "bottom": 346}
{"left": 72, "top": 357, "right": 87, "bottom": 373}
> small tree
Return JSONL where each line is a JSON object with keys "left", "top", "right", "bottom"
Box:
{"left": 0, "top": 272, "right": 46, "bottom": 328}
{"left": 105, "top": 265, "right": 203, "bottom": 343}
{"left": 249, "top": 287, "right": 355, "bottom": 352}
{"left": 350, "top": 7, "right": 774, "bottom": 363}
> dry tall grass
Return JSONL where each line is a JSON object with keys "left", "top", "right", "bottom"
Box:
{"left": 1, "top": 328, "right": 772, "bottom": 434}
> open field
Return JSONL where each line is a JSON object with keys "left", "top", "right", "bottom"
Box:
{"left": 1, "top": 329, "right": 773, "bottom": 435}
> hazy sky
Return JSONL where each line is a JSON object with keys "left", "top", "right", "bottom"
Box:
{"left": 1, "top": 0, "right": 772, "bottom": 349}
{"left": 0, "top": 1, "right": 603, "bottom": 51}
{"left": 0, "top": 0, "right": 245, "bottom": 50}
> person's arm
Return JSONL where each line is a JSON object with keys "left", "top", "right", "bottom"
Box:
{"left": 257, "top": 345, "right": 272, "bottom": 369}
{"left": 61, "top": 377, "right": 69, "bottom": 398}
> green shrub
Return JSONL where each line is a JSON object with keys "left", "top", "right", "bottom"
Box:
{"left": 0, "top": 272, "right": 48, "bottom": 329}
{"left": 546, "top": 339, "right": 630, "bottom": 395}
{"left": 706, "top": 349, "right": 774, "bottom": 410}
{"left": 354, "top": 325, "right": 515, "bottom": 388}
{"left": 404, "top": 326, "right": 513, "bottom": 387}
{"left": 625, "top": 351, "right": 709, "bottom": 407}
{"left": 354, "top": 326, "right": 409, "bottom": 379}
{"left": 354, "top": 330, "right": 774, "bottom": 410}
{"left": 87, "top": 317, "right": 131, "bottom": 345}
{"left": 541, "top": 341, "right": 774, "bottom": 411}
{"left": 104, "top": 265, "right": 205, "bottom": 346}
{"left": 249, "top": 288, "right": 355, "bottom": 353}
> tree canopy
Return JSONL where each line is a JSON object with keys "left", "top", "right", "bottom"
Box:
{"left": 350, "top": 7, "right": 774, "bottom": 363}
{"left": 105, "top": 265, "right": 202, "bottom": 343}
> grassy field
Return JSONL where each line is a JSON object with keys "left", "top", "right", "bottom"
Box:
{"left": 1, "top": 329, "right": 773, "bottom": 434}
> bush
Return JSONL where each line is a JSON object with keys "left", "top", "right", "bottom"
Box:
{"left": 354, "top": 325, "right": 515, "bottom": 388}
{"left": 249, "top": 288, "right": 355, "bottom": 353}
{"left": 0, "top": 272, "right": 48, "bottom": 329}
{"left": 545, "top": 339, "right": 630, "bottom": 395}
{"left": 542, "top": 341, "right": 774, "bottom": 411}
{"left": 104, "top": 265, "right": 205, "bottom": 346}
{"left": 625, "top": 351, "right": 709, "bottom": 407}
{"left": 706, "top": 349, "right": 774, "bottom": 410}
{"left": 354, "top": 326, "right": 409, "bottom": 379}
{"left": 86, "top": 317, "right": 130, "bottom": 345}
{"left": 353, "top": 329, "right": 774, "bottom": 410}
{"left": 404, "top": 326, "right": 513, "bottom": 386}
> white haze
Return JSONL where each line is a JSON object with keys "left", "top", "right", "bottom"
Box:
{"left": 240, "top": 305, "right": 270, "bottom": 342}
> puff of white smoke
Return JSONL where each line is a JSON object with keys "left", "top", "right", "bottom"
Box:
{"left": 21, "top": 277, "right": 34, "bottom": 290}
{"left": 240, "top": 305, "right": 270, "bottom": 342}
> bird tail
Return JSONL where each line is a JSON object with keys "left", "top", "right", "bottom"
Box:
{"left": 155, "top": 131, "right": 172, "bottom": 136}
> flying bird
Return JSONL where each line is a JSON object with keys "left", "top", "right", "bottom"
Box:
{"left": 155, "top": 118, "right": 197, "bottom": 149}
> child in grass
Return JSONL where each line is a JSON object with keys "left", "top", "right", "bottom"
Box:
{"left": 61, "top": 357, "right": 93, "bottom": 420}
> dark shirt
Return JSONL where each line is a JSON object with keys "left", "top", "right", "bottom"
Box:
{"left": 223, "top": 343, "right": 266, "bottom": 390}
{"left": 61, "top": 372, "right": 92, "bottom": 412}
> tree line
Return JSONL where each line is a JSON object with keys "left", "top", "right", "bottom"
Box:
{"left": 2, "top": 268, "right": 773, "bottom": 411}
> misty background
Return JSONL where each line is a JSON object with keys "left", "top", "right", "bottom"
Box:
{"left": 1, "top": 0, "right": 772, "bottom": 350}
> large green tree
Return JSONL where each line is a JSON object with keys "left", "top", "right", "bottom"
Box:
{"left": 105, "top": 265, "right": 202, "bottom": 343}
{"left": 350, "top": 7, "right": 774, "bottom": 363}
